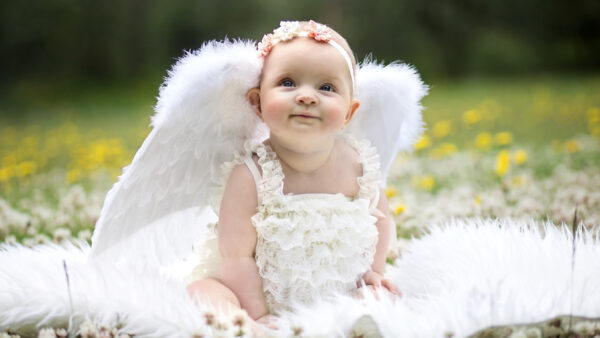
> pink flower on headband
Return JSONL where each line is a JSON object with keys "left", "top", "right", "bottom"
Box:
{"left": 258, "top": 33, "right": 274, "bottom": 57}
{"left": 307, "top": 20, "right": 332, "bottom": 42}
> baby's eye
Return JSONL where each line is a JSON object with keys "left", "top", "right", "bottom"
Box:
{"left": 281, "top": 79, "right": 295, "bottom": 87}
{"left": 320, "top": 84, "right": 334, "bottom": 92}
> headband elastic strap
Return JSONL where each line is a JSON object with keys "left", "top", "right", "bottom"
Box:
{"left": 327, "top": 39, "right": 355, "bottom": 91}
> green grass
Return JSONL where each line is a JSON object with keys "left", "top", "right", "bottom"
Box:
{"left": 422, "top": 74, "right": 600, "bottom": 146}
{"left": 1, "top": 74, "right": 598, "bottom": 144}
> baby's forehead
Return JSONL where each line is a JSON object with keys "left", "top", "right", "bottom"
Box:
{"left": 262, "top": 38, "right": 352, "bottom": 78}
{"left": 267, "top": 37, "right": 341, "bottom": 59}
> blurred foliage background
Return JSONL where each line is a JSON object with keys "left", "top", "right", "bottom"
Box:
{"left": 1, "top": 0, "right": 599, "bottom": 86}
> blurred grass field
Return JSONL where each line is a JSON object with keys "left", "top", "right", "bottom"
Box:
{"left": 1, "top": 74, "right": 599, "bottom": 244}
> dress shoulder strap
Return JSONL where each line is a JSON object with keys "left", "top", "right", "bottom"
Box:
{"left": 240, "top": 141, "right": 285, "bottom": 206}
{"left": 342, "top": 135, "right": 384, "bottom": 217}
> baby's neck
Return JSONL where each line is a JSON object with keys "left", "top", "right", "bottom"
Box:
{"left": 268, "top": 137, "right": 337, "bottom": 175}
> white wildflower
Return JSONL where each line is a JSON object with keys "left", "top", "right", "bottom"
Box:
{"left": 78, "top": 319, "right": 98, "bottom": 338}
{"left": 37, "top": 327, "right": 56, "bottom": 338}
{"left": 59, "top": 185, "right": 86, "bottom": 213}
{"left": 34, "top": 234, "right": 51, "bottom": 245}
{"left": 573, "top": 321, "right": 596, "bottom": 336}
{"left": 78, "top": 229, "right": 92, "bottom": 242}
{"left": 27, "top": 226, "right": 39, "bottom": 236}
{"left": 54, "top": 211, "right": 72, "bottom": 228}
{"left": 55, "top": 328, "right": 67, "bottom": 338}
{"left": 30, "top": 205, "right": 54, "bottom": 228}
{"left": 23, "top": 237, "right": 36, "bottom": 248}
{"left": 3, "top": 235, "right": 16, "bottom": 245}
{"left": 53, "top": 227, "right": 72, "bottom": 244}
{"left": 0, "top": 198, "right": 29, "bottom": 232}
{"left": 79, "top": 205, "right": 99, "bottom": 226}
{"left": 97, "top": 323, "right": 115, "bottom": 338}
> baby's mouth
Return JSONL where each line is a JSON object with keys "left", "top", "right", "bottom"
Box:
{"left": 290, "top": 113, "right": 320, "bottom": 119}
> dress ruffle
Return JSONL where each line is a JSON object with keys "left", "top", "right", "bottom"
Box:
{"left": 252, "top": 194, "right": 378, "bottom": 313}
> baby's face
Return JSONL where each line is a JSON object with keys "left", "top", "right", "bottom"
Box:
{"left": 249, "top": 37, "right": 359, "bottom": 147}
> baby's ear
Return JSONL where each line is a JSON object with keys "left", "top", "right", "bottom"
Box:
{"left": 246, "top": 88, "right": 262, "bottom": 118}
{"left": 344, "top": 98, "right": 360, "bottom": 126}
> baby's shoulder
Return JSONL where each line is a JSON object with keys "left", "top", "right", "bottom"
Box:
{"left": 223, "top": 162, "right": 258, "bottom": 197}
{"left": 337, "top": 138, "right": 363, "bottom": 177}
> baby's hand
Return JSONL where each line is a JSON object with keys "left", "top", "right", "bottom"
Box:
{"left": 359, "top": 270, "right": 402, "bottom": 297}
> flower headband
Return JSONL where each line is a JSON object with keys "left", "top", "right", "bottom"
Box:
{"left": 258, "top": 20, "right": 355, "bottom": 90}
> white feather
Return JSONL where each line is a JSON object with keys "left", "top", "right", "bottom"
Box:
{"left": 90, "top": 40, "right": 265, "bottom": 267}
{"left": 3, "top": 219, "right": 599, "bottom": 337}
{"left": 345, "top": 59, "right": 428, "bottom": 185}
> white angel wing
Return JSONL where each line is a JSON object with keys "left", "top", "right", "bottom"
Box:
{"left": 90, "top": 40, "right": 264, "bottom": 267}
{"left": 345, "top": 60, "right": 428, "bottom": 185}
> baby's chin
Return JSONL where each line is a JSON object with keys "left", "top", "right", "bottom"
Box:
{"left": 270, "top": 129, "right": 340, "bottom": 153}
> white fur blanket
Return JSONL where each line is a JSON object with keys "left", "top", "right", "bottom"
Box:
{"left": 1, "top": 218, "right": 599, "bottom": 337}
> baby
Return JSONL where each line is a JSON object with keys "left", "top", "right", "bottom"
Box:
{"left": 185, "top": 21, "right": 401, "bottom": 327}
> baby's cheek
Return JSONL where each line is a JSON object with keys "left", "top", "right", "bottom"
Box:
{"left": 326, "top": 107, "right": 348, "bottom": 128}
{"left": 262, "top": 99, "right": 287, "bottom": 118}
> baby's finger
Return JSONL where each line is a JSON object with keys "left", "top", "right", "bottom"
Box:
{"left": 369, "top": 285, "right": 381, "bottom": 300}
{"left": 381, "top": 279, "right": 402, "bottom": 297}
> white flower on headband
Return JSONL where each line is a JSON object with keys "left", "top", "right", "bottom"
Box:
{"left": 258, "top": 20, "right": 333, "bottom": 58}
{"left": 273, "top": 21, "right": 302, "bottom": 42}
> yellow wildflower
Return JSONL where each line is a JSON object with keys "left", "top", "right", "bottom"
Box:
{"left": 66, "top": 169, "right": 82, "bottom": 183}
{"left": 393, "top": 204, "right": 406, "bottom": 215}
{"left": 587, "top": 107, "right": 599, "bottom": 125}
{"left": 2, "top": 153, "right": 17, "bottom": 168}
{"left": 474, "top": 196, "right": 482, "bottom": 205}
{"left": 495, "top": 132, "right": 513, "bottom": 146}
{"left": 385, "top": 187, "right": 398, "bottom": 198}
{"left": 0, "top": 166, "right": 14, "bottom": 182}
{"left": 495, "top": 150, "right": 510, "bottom": 177}
{"left": 462, "top": 109, "right": 482, "bottom": 125}
{"left": 15, "top": 161, "right": 36, "bottom": 177}
{"left": 412, "top": 175, "right": 435, "bottom": 191}
{"left": 475, "top": 132, "right": 493, "bottom": 150}
{"left": 512, "top": 150, "right": 528, "bottom": 165}
{"left": 440, "top": 142, "right": 458, "bottom": 156}
{"left": 432, "top": 121, "right": 452, "bottom": 139}
{"left": 429, "top": 147, "right": 443, "bottom": 159}
{"left": 415, "top": 135, "right": 431, "bottom": 150}
{"left": 564, "top": 140, "right": 580, "bottom": 153}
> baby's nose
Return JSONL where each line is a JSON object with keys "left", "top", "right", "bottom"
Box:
{"left": 296, "top": 93, "right": 317, "bottom": 105}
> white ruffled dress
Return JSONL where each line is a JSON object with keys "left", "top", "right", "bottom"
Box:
{"left": 189, "top": 136, "right": 382, "bottom": 314}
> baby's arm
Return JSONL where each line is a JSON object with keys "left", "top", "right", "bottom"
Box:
{"left": 371, "top": 188, "right": 392, "bottom": 274}
{"left": 361, "top": 188, "right": 402, "bottom": 296}
{"left": 218, "top": 164, "right": 270, "bottom": 320}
